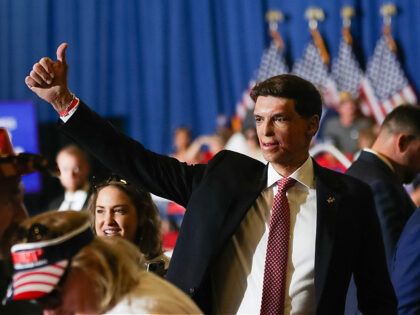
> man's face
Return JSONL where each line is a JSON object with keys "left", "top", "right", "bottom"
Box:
{"left": 254, "top": 96, "right": 318, "bottom": 173}
{"left": 338, "top": 100, "right": 357, "bottom": 121}
{"left": 0, "top": 177, "right": 28, "bottom": 259}
{"left": 57, "top": 152, "right": 89, "bottom": 193}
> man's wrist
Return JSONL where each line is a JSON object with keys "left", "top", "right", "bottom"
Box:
{"left": 59, "top": 97, "right": 80, "bottom": 123}
{"left": 52, "top": 90, "right": 74, "bottom": 113}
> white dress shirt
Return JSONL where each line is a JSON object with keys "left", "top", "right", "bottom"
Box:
{"left": 212, "top": 156, "right": 317, "bottom": 314}
{"left": 58, "top": 183, "right": 90, "bottom": 211}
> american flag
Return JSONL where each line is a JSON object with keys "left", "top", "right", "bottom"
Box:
{"left": 361, "top": 36, "right": 417, "bottom": 124}
{"left": 293, "top": 41, "right": 339, "bottom": 107}
{"left": 256, "top": 40, "right": 289, "bottom": 82}
{"left": 236, "top": 40, "right": 289, "bottom": 120}
{"left": 10, "top": 260, "right": 68, "bottom": 300}
{"left": 332, "top": 39, "right": 364, "bottom": 98}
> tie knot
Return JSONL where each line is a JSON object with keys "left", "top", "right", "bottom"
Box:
{"left": 277, "top": 177, "right": 296, "bottom": 193}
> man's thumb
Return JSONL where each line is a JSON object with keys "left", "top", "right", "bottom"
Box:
{"left": 56, "top": 43, "right": 68, "bottom": 63}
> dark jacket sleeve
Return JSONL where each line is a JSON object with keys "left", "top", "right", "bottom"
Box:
{"left": 58, "top": 101, "right": 206, "bottom": 206}
{"left": 391, "top": 208, "right": 420, "bottom": 315}
{"left": 369, "top": 180, "right": 414, "bottom": 269}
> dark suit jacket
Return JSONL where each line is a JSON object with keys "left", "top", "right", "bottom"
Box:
{"left": 346, "top": 150, "right": 415, "bottom": 268}
{"left": 391, "top": 208, "right": 420, "bottom": 315}
{"left": 59, "top": 102, "right": 396, "bottom": 315}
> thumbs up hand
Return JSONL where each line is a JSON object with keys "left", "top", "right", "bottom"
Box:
{"left": 25, "top": 43, "right": 74, "bottom": 114}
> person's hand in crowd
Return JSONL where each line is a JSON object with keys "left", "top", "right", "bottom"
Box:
{"left": 25, "top": 42, "right": 73, "bottom": 114}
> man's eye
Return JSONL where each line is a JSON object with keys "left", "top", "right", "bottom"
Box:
{"left": 255, "top": 117, "right": 262, "bottom": 122}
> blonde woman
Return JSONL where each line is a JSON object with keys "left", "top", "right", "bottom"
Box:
{"left": 5, "top": 211, "right": 202, "bottom": 314}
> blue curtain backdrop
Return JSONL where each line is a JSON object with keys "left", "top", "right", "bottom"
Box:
{"left": 1, "top": 0, "right": 419, "bottom": 155}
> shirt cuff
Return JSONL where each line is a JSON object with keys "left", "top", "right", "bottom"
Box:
{"left": 59, "top": 101, "right": 80, "bottom": 123}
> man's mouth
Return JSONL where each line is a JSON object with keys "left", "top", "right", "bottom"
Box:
{"left": 261, "top": 141, "right": 279, "bottom": 150}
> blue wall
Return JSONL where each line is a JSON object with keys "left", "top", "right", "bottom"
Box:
{"left": 1, "top": 0, "right": 419, "bottom": 154}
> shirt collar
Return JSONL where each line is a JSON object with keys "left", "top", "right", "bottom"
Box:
{"left": 64, "top": 183, "right": 90, "bottom": 200}
{"left": 267, "top": 156, "right": 315, "bottom": 190}
{"left": 363, "top": 148, "right": 395, "bottom": 172}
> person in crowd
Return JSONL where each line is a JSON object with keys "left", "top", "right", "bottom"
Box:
{"left": 0, "top": 127, "right": 54, "bottom": 315}
{"left": 357, "top": 126, "right": 378, "bottom": 151}
{"left": 4, "top": 210, "right": 202, "bottom": 314}
{"left": 346, "top": 104, "right": 419, "bottom": 269}
{"left": 391, "top": 207, "right": 420, "bottom": 315}
{"left": 25, "top": 43, "right": 396, "bottom": 314}
{"left": 171, "top": 126, "right": 192, "bottom": 162}
{"left": 225, "top": 110, "right": 266, "bottom": 163}
{"left": 87, "top": 175, "right": 169, "bottom": 276}
{"left": 182, "top": 133, "right": 225, "bottom": 164}
{"left": 344, "top": 104, "right": 420, "bottom": 314}
{"left": 243, "top": 126, "right": 266, "bottom": 163}
{"left": 48, "top": 144, "right": 91, "bottom": 211}
{"left": 322, "top": 91, "right": 373, "bottom": 155}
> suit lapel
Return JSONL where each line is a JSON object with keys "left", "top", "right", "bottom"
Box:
{"left": 313, "top": 163, "right": 340, "bottom": 304}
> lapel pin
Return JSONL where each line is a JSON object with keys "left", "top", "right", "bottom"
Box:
{"left": 327, "top": 197, "right": 335, "bottom": 204}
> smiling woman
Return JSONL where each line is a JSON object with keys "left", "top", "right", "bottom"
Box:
{"left": 87, "top": 175, "right": 169, "bottom": 276}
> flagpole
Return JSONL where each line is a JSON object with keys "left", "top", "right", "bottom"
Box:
{"left": 380, "top": 4, "right": 397, "bottom": 52}
{"left": 305, "top": 7, "right": 329, "bottom": 65}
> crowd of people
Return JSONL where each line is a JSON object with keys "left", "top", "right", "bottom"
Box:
{"left": 1, "top": 42, "right": 420, "bottom": 314}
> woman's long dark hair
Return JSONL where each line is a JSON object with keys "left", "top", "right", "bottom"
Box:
{"left": 88, "top": 178, "right": 162, "bottom": 260}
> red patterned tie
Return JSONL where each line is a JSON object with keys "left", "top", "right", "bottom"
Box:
{"left": 260, "top": 177, "right": 296, "bottom": 315}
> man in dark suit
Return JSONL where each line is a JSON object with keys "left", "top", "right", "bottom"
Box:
{"left": 48, "top": 144, "right": 91, "bottom": 211}
{"left": 25, "top": 43, "right": 396, "bottom": 314}
{"left": 391, "top": 207, "right": 420, "bottom": 315}
{"left": 344, "top": 105, "right": 420, "bottom": 314}
{"left": 346, "top": 105, "right": 420, "bottom": 269}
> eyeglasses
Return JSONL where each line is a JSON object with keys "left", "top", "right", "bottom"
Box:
{"left": 91, "top": 174, "right": 129, "bottom": 191}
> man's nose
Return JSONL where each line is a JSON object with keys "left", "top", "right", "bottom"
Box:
{"left": 262, "top": 121, "right": 273, "bottom": 136}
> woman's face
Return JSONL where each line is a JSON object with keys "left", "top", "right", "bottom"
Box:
{"left": 94, "top": 186, "right": 139, "bottom": 243}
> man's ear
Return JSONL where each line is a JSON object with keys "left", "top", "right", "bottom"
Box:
{"left": 397, "top": 134, "right": 412, "bottom": 153}
{"left": 307, "top": 115, "right": 320, "bottom": 137}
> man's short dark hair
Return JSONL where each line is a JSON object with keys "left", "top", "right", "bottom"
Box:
{"left": 381, "top": 104, "right": 420, "bottom": 137}
{"left": 250, "top": 74, "right": 323, "bottom": 118}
